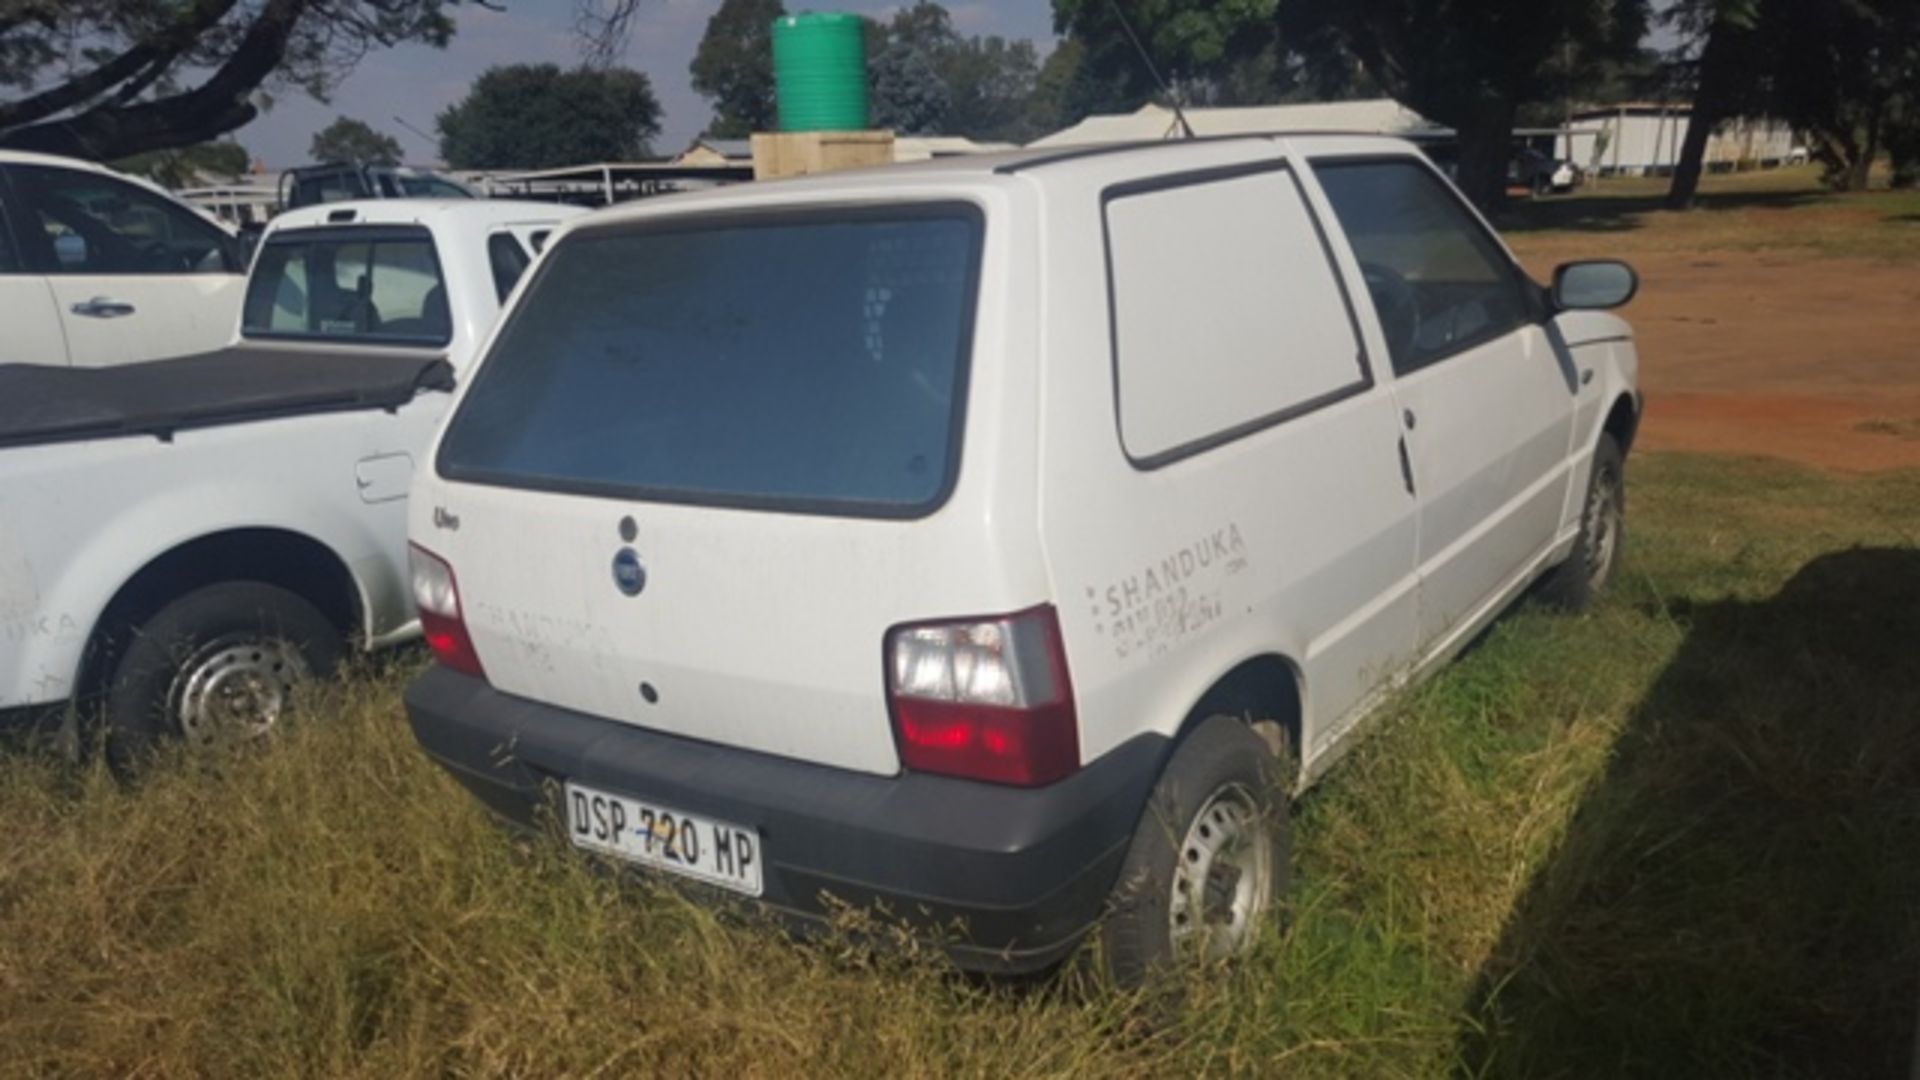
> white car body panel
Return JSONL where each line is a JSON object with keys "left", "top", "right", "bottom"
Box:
{"left": 47, "top": 271, "right": 247, "bottom": 367}
{"left": 412, "top": 135, "right": 1641, "bottom": 787}
{"left": 0, "top": 276, "right": 69, "bottom": 365}
{"left": 0, "top": 401, "right": 441, "bottom": 707}
{"left": 0, "top": 149, "right": 245, "bottom": 367}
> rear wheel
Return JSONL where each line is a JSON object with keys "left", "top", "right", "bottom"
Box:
{"left": 1099, "top": 717, "right": 1292, "bottom": 988}
{"left": 102, "top": 582, "right": 344, "bottom": 772}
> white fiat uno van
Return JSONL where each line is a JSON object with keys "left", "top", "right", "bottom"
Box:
{"left": 404, "top": 134, "right": 1640, "bottom": 984}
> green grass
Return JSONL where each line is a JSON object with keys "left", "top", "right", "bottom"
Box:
{"left": 3, "top": 453, "right": 1919, "bottom": 1077}
{"left": 1496, "top": 164, "right": 1920, "bottom": 264}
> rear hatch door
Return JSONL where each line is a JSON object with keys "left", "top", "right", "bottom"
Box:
{"left": 428, "top": 204, "right": 986, "bottom": 777}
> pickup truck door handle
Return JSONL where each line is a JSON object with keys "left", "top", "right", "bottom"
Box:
{"left": 70, "top": 297, "right": 136, "bottom": 318}
{"left": 1397, "top": 435, "right": 1417, "bottom": 497}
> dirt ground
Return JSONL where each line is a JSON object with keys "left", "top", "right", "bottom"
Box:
{"left": 1510, "top": 241, "right": 1920, "bottom": 472}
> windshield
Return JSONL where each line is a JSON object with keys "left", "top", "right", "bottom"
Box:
{"left": 241, "top": 225, "right": 450, "bottom": 346}
{"left": 437, "top": 204, "right": 983, "bottom": 516}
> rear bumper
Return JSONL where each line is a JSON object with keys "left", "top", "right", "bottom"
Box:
{"left": 404, "top": 666, "right": 1165, "bottom": 974}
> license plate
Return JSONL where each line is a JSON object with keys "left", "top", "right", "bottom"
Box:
{"left": 565, "top": 782, "right": 764, "bottom": 897}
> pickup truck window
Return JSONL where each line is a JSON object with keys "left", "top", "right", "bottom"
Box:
{"left": 486, "top": 233, "right": 530, "bottom": 302}
{"left": 1313, "top": 159, "right": 1533, "bottom": 376}
{"left": 385, "top": 174, "right": 471, "bottom": 199}
{"left": 438, "top": 205, "right": 983, "bottom": 517}
{"left": 242, "top": 226, "right": 451, "bottom": 346}
{"left": 0, "top": 202, "right": 17, "bottom": 272}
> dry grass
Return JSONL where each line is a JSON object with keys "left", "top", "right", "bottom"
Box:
{"left": 3, "top": 453, "right": 1918, "bottom": 1077}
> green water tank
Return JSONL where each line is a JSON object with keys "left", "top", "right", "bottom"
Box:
{"left": 771, "top": 12, "right": 869, "bottom": 132}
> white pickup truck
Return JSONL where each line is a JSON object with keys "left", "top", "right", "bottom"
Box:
{"left": 0, "top": 198, "right": 583, "bottom": 765}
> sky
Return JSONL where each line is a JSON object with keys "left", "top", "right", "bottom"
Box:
{"left": 237, "top": 1, "right": 1060, "bottom": 168}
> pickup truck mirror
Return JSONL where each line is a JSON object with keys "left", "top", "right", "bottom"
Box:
{"left": 1552, "top": 260, "right": 1638, "bottom": 311}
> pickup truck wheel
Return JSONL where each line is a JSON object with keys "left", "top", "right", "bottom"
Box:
{"left": 1541, "top": 434, "right": 1626, "bottom": 612}
{"left": 103, "top": 582, "right": 344, "bottom": 770}
{"left": 1100, "top": 717, "right": 1291, "bottom": 989}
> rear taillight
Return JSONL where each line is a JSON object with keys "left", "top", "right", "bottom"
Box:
{"left": 886, "top": 605, "right": 1079, "bottom": 787}
{"left": 410, "top": 543, "right": 485, "bottom": 679}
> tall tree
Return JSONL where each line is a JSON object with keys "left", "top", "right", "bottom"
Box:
{"left": 690, "top": 0, "right": 784, "bottom": 137}
{"left": 0, "top": 0, "right": 468, "bottom": 161}
{"left": 310, "top": 115, "right": 403, "bottom": 165}
{"left": 1053, "top": 0, "right": 1321, "bottom": 112}
{"left": 437, "top": 63, "right": 661, "bottom": 169}
{"left": 866, "top": 3, "right": 1046, "bottom": 141}
{"left": 1768, "top": 0, "right": 1920, "bottom": 191}
{"left": 1662, "top": 1, "right": 1764, "bottom": 208}
{"left": 869, "top": 0, "right": 960, "bottom": 134}
{"left": 939, "top": 36, "right": 1041, "bottom": 141}
{"left": 115, "top": 140, "right": 252, "bottom": 187}
{"left": 1058, "top": 0, "right": 1647, "bottom": 204}
{"left": 1024, "top": 36, "right": 1090, "bottom": 136}
{"left": 871, "top": 33, "right": 952, "bottom": 134}
{"left": 1280, "top": 0, "right": 1651, "bottom": 207}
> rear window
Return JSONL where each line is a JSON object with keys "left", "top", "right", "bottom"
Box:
{"left": 437, "top": 205, "right": 983, "bottom": 516}
{"left": 242, "top": 226, "right": 450, "bottom": 346}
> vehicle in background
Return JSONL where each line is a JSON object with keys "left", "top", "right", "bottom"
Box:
{"left": 0, "top": 198, "right": 583, "bottom": 767}
{"left": 403, "top": 135, "right": 1642, "bottom": 986}
{"left": 240, "top": 199, "right": 574, "bottom": 367}
{"left": 280, "top": 163, "right": 475, "bottom": 211}
{"left": 1510, "top": 147, "right": 1580, "bottom": 196}
{"left": 0, "top": 150, "right": 247, "bottom": 368}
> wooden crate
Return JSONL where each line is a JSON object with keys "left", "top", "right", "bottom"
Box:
{"left": 751, "top": 130, "right": 895, "bottom": 180}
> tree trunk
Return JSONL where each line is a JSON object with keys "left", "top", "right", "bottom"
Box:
{"left": 1453, "top": 96, "right": 1517, "bottom": 211}
{"left": 1846, "top": 98, "right": 1885, "bottom": 192}
{"left": 1667, "top": 19, "right": 1737, "bottom": 210}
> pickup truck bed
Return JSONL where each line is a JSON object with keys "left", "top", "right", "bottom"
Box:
{"left": 0, "top": 350, "right": 455, "bottom": 449}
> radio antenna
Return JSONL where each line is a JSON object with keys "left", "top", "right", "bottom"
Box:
{"left": 1104, "top": 0, "right": 1195, "bottom": 139}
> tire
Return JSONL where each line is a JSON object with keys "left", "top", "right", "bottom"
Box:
{"left": 1541, "top": 434, "right": 1626, "bottom": 613}
{"left": 102, "top": 581, "right": 344, "bottom": 772}
{"left": 1100, "top": 716, "right": 1292, "bottom": 989}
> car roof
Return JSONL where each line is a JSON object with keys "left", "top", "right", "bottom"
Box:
{"left": 265, "top": 197, "right": 587, "bottom": 234}
{"left": 569, "top": 132, "right": 1421, "bottom": 231}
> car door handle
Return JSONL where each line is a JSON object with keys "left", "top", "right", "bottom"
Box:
{"left": 1397, "top": 435, "right": 1417, "bottom": 497}
{"left": 71, "top": 297, "right": 136, "bottom": 318}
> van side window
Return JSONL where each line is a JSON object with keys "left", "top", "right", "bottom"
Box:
{"left": 1312, "top": 159, "right": 1534, "bottom": 376}
{"left": 1105, "top": 165, "right": 1368, "bottom": 468}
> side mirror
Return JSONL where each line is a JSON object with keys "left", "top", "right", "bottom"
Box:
{"left": 1552, "top": 260, "right": 1638, "bottom": 311}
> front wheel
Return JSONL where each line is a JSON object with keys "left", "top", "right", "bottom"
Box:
{"left": 1099, "top": 716, "right": 1292, "bottom": 988}
{"left": 102, "top": 581, "right": 344, "bottom": 772}
{"left": 1541, "top": 434, "right": 1626, "bottom": 612}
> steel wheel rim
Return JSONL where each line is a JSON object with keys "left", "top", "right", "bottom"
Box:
{"left": 1584, "top": 464, "right": 1622, "bottom": 591}
{"left": 1169, "top": 782, "right": 1273, "bottom": 961}
{"left": 166, "top": 634, "right": 311, "bottom": 745}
